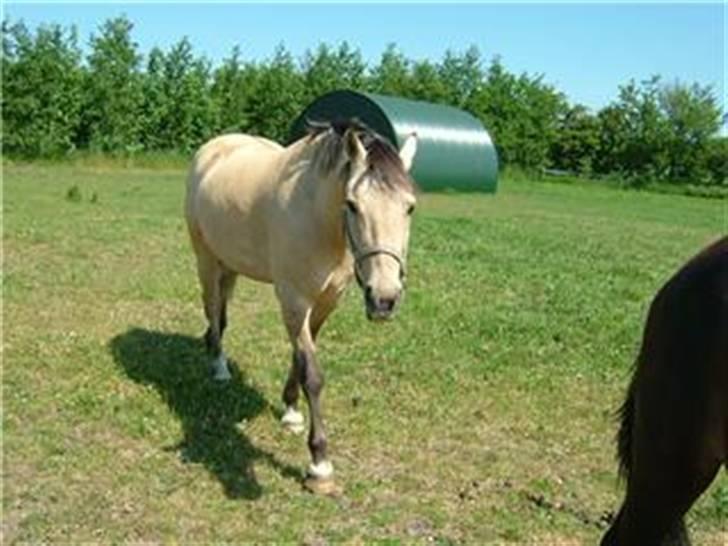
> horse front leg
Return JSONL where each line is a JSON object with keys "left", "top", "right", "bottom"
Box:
{"left": 294, "top": 345, "right": 337, "bottom": 494}
{"left": 281, "top": 288, "right": 339, "bottom": 437}
{"left": 277, "top": 287, "right": 339, "bottom": 495}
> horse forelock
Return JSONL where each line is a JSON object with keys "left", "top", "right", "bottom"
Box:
{"left": 365, "top": 137, "right": 416, "bottom": 194}
{"left": 305, "top": 119, "right": 416, "bottom": 194}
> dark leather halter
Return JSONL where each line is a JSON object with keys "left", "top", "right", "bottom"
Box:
{"left": 343, "top": 209, "right": 407, "bottom": 289}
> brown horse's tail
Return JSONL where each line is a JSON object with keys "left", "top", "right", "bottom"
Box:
{"left": 616, "top": 372, "right": 637, "bottom": 480}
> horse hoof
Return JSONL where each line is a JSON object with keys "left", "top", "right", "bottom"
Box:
{"left": 304, "top": 476, "right": 342, "bottom": 497}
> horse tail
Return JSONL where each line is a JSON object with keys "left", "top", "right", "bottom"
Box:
{"left": 616, "top": 371, "right": 637, "bottom": 481}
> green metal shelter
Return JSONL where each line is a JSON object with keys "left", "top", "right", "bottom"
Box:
{"left": 288, "top": 90, "right": 498, "bottom": 192}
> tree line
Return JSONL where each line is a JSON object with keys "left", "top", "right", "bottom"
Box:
{"left": 2, "top": 16, "right": 725, "bottom": 186}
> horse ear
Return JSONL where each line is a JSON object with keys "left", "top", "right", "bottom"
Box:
{"left": 344, "top": 128, "right": 367, "bottom": 168}
{"left": 399, "top": 133, "right": 417, "bottom": 172}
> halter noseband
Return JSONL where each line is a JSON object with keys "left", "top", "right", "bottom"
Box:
{"left": 343, "top": 209, "right": 407, "bottom": 289}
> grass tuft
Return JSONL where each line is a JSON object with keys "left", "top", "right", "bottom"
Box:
{"left": 65, "top": 184, "right": 82, "bottom": 202}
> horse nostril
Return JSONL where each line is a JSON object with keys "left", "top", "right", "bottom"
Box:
{"left": 379, "top": 298, "right": 396, "bottom": 313}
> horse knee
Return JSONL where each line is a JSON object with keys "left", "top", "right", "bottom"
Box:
{"left": 304, "top": 370, "right": 324, "bottom": 397}
{"left": 295, "top": 350, "right": 324, "bottom": 396}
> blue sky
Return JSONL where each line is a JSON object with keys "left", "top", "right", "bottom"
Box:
{"left": 3, "top": 2, "right": 724, "bottom": 112}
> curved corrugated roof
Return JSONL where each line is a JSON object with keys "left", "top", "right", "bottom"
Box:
{"left": 288, "top": 90, "right": 498, "bottom": 192}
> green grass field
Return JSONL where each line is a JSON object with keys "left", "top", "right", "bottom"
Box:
{"left": 3, "top": 163, "right": 727, "bottom": 544}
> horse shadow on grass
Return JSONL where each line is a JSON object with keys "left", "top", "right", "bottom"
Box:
{"left": 109, "top": 328, "right": 301, "bottom": 500}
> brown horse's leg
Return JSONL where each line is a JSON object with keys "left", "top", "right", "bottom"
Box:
{"left": 281, "top": 355, "right": 304, "bottom": 433}
{"left": 295, "top": 347, "right": 328, "bottom": 467}
{"left": 277, "top": 287, "right": 337, "bottom": 493}
{"left": 219, "top": 270, "right": 237, "bottom": 338}
{"left": 281, "top": 288, "right": 338, "bottom": 435}
{"left": 607, "top": 402, "right": 722, "bottom": 545}
{"left": 604, "top": 504, "right": 689, "bottom": 546}
{"left": 611, "top": 459, "right": 719, "bottom": 545}
{"left": 195, "top": 247, "right": 230, "bottom": 381}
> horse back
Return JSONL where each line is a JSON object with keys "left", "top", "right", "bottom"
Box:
{"left": 189, "top": 134, "right": 282, "bottom": 186}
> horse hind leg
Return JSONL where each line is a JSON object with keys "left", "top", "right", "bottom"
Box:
{"left": 218, "top": 270, "right": 236, "bottom": 338}
{"left": 607, "top": 418, "right": 722, "bottom": 545}
{"left": 281, "top": 302, "right": 306, "bottom": 434}
{"left": 196, "top": 247, "right": 232, "bottom": 381}
{"left": 281, "top": 363, "right": 305, "bottom": 433}
{"left": 603, "top": 509, "right": 688, "bottom": 546}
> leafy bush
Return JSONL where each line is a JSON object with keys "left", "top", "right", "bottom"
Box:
{"left": 2, "top": 16, "right": 724, "bottom": 187}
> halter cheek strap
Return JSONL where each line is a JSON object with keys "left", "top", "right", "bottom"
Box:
{"left": 343, "top": 210, "right": 407, "bottom": 289}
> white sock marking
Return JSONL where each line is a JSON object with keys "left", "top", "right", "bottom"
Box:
{"left": 281, "top": 407, "right": 305, "bottom": 433}
{"left": 308, "top": 460, "right": 334, "bottom": 480}
{"left": 212, "top": 353, "right": 231, "bottom": 381}
{"left": 281, "top": 407, "right": 304, "bottom": 425}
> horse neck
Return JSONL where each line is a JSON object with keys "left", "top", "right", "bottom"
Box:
{"left": 287, "top": 137, "right": 348, "bottom": 257}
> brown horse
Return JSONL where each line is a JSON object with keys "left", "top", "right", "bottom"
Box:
{"left": 185, "top": 119, "right": 417, "bottom": 493}
{"left": 601, "top": 236, "right": 728, "bottom": 545}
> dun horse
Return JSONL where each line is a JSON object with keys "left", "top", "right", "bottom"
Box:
{"left": 185, "top": 120, "right": 418, "bottom": 493}
{"left": 602, "top": 236, "right": 728, "bottom": 545}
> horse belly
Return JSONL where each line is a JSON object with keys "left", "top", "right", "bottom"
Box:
{"left": 219, "top": 241, "right": 273, "bottom": 283}
{"left": 197, "top": 211, "right": 273, "bottom": 283}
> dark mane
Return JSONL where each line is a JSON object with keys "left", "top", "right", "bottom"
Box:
{"left": 305, "top": 118, "right": 416, "bottom": 193}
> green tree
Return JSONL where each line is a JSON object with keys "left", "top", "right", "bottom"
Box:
{"left": 470, "top": 58, "right": 566, "bottom": 171}
{"left": 595, "top": 104, "right": 629, "bottom": 175}
{"left": 551, "top": 104, "right": 601, "bottom": 174}
{"left": 368, "top": 44, "right": 411, "bottom": 96}
{"left": 245, "top": 44, "right": 305, "bottom": 142}
{"left": 597, "top": 78, "right": 671, "bottom": 183}
{"left": 516, "top": 72, "right": 567, "bottom": 170}
{"left": 468, "top": 58, "right": 520, "bottom": 167}
{"left": 439, "top": 46, "right": 483, "bottom": 108}
{"left": 659, "top": 81, "right": 721, "bottom": 182}
{"left": 140, "top": 38, "right": 217, "bottom": 152}
{"left": 409, "top": 60, "right": 449, "bottom": 103}
{"left": 301, "top": 42, "right": 366, "bottom": 104}
{"left": 81, "top": 16, "right": 144, "bottom": 153}
{"left": 1, "top": 20, "right": 83, "bottom": 157}
{"left": 210, "top": 46, "right": 258, "bottom": 134}
{"left": 703, "top": 136, "right": 728, "bottom": 186}
{"left": 139, "top": 46, "right": 167, "bottom": 150}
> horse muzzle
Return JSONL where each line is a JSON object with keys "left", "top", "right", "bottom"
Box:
{"left": 364, "top": 286, "right": 401, "bottom": 321}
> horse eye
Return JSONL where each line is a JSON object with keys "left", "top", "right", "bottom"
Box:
{"left": 346, "top": 200, "right": 358, "bottom": 215}
{"left": 407, "top": 204, "right": 416, "bottom": 215}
